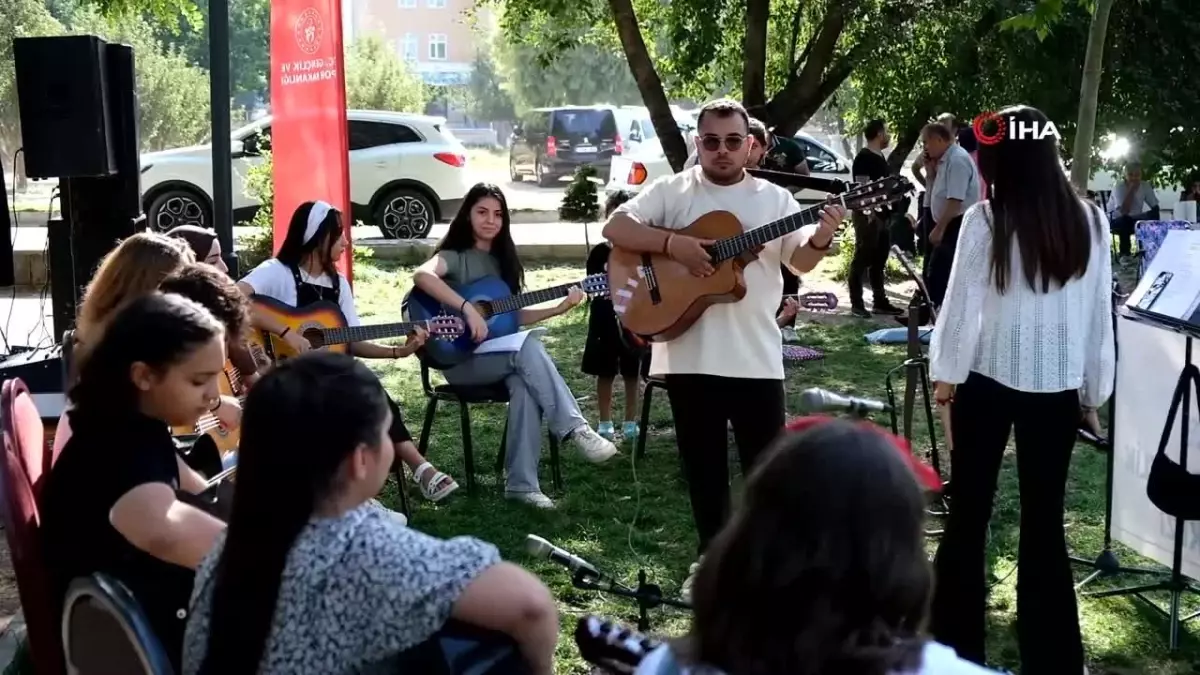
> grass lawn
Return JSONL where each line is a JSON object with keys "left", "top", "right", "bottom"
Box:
{"left": 352, "top": 257, "right": 1200, "bottom": 674}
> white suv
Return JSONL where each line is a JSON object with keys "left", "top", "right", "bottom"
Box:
{"left": 139, "top": 110, "right": 472, "bottom": 239}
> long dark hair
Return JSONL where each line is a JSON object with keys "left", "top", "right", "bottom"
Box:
{"left": 687, "top": 419, "right": 932, "bottom": 675}
{"left": 435, "top": 183, "right": 524, "bottom": 293}
{"left": 70, "top": 293, "right": 224, "bottom": 421}
{"left": 198, "top": 351, "right": 389, "bottom": 674}
{"left": 976, "top": 105, "right": 1094, "bottom": 294}
{"left": 276, "top": 201, "right": 343, "bottom": 279}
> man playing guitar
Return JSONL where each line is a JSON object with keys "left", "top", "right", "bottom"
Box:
{"left": 601, "top": 98, "right": 844, "bottom": 597}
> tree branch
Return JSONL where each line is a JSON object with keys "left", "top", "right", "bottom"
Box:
{"left": 787, "top": 2, "right": 806, "bottom": 73}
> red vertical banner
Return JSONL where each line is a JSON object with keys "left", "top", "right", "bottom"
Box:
{"left": 270, "top": 0, "right": 353, "bottom": 284}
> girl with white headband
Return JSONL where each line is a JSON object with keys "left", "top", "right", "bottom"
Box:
{"left": 237, "top": 201, "right": 459, "bottom": 503}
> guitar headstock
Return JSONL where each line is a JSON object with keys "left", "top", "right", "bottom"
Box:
{"left": 426, "top": 315, "right": 466, "bottom": 339}
{"left": 581, "top": 273, "right": 610, "bottom": 299}
{"left": 840, "top": 175, "right": 914, "bottom": 214}
{"left": 573, "top": 616, "right": 660, "bottom": 674}
{"left": 799, "top": 291, "right": 838, "bottom": 311}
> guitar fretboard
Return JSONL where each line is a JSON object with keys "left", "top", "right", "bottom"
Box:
{"left": 319, "top": 321, "right": 427, "bottom": 346}
{"left": 486, "top": 282, "right": 579, "bottom": 317}
{"left": 708, "top": 199, "right": 837, "bottom": 264}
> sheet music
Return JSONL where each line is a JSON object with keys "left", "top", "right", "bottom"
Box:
{"left": 1126, "top": 230, "right": 1200, "bottom": 323}
{"left": 473, "top": 328, "right": 546, "bottom": 355}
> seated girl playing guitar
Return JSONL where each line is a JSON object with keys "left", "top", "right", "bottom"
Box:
{"left": 412, "top": 183, "right": 618, "bottom": 510}
{"left": 237, "top": 201, "right": 458, "bottom": 502}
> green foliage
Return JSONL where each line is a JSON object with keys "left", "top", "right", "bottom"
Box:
{"left": 494, "top": 34, "right": 642, "bottom": 110}
{"left": 467, "top": 47, "right": 515, "bottom": 122}
{"left": 155, "top": 0, "right": 269, "bottom": 100}
{"left": 559, "top": 165, "right": 601, "bottom": 223}
{"left": 344, "top": 36, "right": 426, "bottom": 113}
{"left": 68, "top": 8, "right": 213, "bottom": 151}
{"left": 0, "top": 0, "right": 63, "bottom": 170}
{"left": 240, "top": 134, "right": 275, "bottom": 269}
{"left": 829, "top": 233, "right": 909, "bottom": 284}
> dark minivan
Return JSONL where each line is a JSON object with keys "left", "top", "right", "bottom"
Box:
{"left": 509, "top": 106, "right": 638, "bottom": 187}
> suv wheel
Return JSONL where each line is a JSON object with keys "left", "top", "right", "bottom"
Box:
{"left": 147, "top": 189, "right": 210, "bottom": 232}
{"left": 535, "top": 159, "right": 556, "bottom": 188}
{"left": 375, "top": 188, "right": 435, "bottom": 239}
{"left": 509, "top": 156, "right": 523, "bottom": 183}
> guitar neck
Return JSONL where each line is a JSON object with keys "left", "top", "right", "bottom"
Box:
{"left": 317, "top": 321, "right": 426, "bottom": 346}
{"left": 709, "top": 199, "right": 837, "bottom": 264}
{"left": 486, "top": 282, "right": 577, "bottom": 316}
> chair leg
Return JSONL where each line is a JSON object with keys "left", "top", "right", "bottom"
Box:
{"left": 495, "top": 416, "right": 508, "bottom": 476}
{"left": 549, "top": 430, "right": 563, "bottom": 492}
{"left": 459, "top": 403, "right": 477, "bottom": 494}
{"left": 391, "top": 458, "right": 411, "bottom": 519}
{"left": 417, "top": 396, "right": 438, "bottom": 457}
{"left": 637, "top": 382, "right": 656, "bottom": 459}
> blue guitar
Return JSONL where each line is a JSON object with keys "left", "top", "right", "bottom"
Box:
{"left": 404, "top": 274, "right": 610, "bottom": 369}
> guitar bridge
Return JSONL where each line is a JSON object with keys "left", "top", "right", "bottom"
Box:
{"left": 639, "top": 254, "right": 662, "bottom": 305}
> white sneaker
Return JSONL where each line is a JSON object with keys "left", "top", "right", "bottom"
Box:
{"left": 505, "top": 490, "right": 555, "bottom": 509}
{"left": 571, "top": 426, "right": 619, "bottom": 463}
{"left": 681, "top": 558, "right": 703, "bottom": 602}
{"left": 390, "top": 510, "right": 408, "bottom": 527}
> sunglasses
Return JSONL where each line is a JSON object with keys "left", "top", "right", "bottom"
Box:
{"left": 699, "top": 135, "right": 747, "bottom": 152}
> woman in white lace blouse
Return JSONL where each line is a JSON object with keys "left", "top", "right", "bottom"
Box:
{"left": 928, "top": 105, "right": 1115, "bottom": 675}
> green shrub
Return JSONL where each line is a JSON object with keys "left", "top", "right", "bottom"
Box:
{"left": 829, "top": 232, "right": 914, "bottom": 284}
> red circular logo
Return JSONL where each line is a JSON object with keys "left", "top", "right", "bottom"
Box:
{"left": 973, "top": 112, "right": 1006, "bottom": 146}
{"left": 294, "top": 8, "right": 323, "bottom": 55}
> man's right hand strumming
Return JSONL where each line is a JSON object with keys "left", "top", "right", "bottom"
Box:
{"left": 668, "top": 234, "right": 716, "bottom": 277}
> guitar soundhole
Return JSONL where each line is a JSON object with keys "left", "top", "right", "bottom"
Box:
{"left": 302, "top": 325, "right": 327, "bottom": 348}
{"left": 474, "top": 300, "right": 494, "bottom": 318}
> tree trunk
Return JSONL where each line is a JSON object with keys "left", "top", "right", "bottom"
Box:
{"left": 761, "top": 7, "right": 849, "bottom": 135}
{"left": 888, "top": 108, "right": 933, "bottom": 174}
{"left": 742, "top": 0, "right": 770, "bottom": 108}
{"left": 1069, "top": 0, "right": 1116, "bottom": 191}
{"left": 607, "top": 0, "right": 688, "bottom": 172}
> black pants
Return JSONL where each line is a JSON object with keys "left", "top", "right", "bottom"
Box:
{"left": 929, "top": 372, "right": 1082, "bottom": 674}
{"left": 1110, "top": 207, "right": 1157, "bottom": 256}
{"left": 923, "top": 215, "right": 962, "bottom": 308}
{"left": 779, "top": 264, "right": 799, "bottom": 328}
{"left": 387, "top": 393, "right": 413, "bottom": 444}
{"left": 848, "top": 215, "right": 891, "bottom": 308}
{"left": 664, "top": 374, "right": 786, "bottom": 554}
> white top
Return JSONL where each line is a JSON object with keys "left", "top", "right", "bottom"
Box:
{"left": 930, "top": 201, "right": 1116, "bottom": 407}
{"left": 615, "top": 166, "right": 808, "bottom": 380}
{"left": 240, "top": 258, "right": 361, "bottom": 326}
{"left": 635, "top": 641, "right": 1001, "bottom": 675}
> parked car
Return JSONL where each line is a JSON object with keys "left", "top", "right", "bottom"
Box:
{"left": 615, "top": 105, "right": 697, "bottom": 158}
{"left": 606, "top": 132, "right": 852, "bottom": 206}
{"left": 139, "top": 110, "right": 472, "bottom": 239}
{"left": 509, "top": 105, "right": 645, "bottom": 187}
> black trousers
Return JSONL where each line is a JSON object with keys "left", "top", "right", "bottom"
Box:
{"left": 848, "top": 215, "right": 891, "bottom": 308}
{"left": 664, "top": 374, "right": 786, "bottom": 554}
{"left": 929, "top": 372, "right": 1082, "bottom": 674}
{"left": 779, "top": 264, "right": 799, "bottom": 328}
{"left": 923, "top": 215, "right": 963, "bottom": 308}
{"left": 1110, "top": 207, "right": 1157, "bottom": 256}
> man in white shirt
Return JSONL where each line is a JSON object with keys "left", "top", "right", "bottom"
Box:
{"left": 1105, "top": 161, "right": 1159, "bottom": 259}
{"left": 921, "top": 122, "right": 981, "bottom": 307}
{"left": 602, "top": 98, "right": 844, "bottom": 593}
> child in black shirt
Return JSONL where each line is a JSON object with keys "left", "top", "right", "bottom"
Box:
{"left": 582, "top": 190, "right": 646, "bottom": 440}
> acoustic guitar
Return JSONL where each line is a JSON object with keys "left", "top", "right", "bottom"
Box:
{"left": 404, "top": 274, "right": 610, "bottom": 369}
{"left": 171, "top": 363, "right": 243, "bottom": 455}
{"left": 608, "top": 176, "right": 913, "bottom": 342}
{"left": 248, "top": 294, "right": 466, "bottom": 363}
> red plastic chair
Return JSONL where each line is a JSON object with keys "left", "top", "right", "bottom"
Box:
{"left": 0, "top": 377, "right": 66, "bottom": 674}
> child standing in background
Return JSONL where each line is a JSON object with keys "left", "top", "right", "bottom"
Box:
{"left": 582, "top": 190, "right": 644, "bottom": 441}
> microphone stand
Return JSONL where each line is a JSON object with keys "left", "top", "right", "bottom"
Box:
{"left": 571, "top": 568, "right": 692, "bottom": 632}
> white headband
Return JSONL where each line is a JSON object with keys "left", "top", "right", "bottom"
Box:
{"left": 304, "top": 201, "right": 334, "bottom": 244}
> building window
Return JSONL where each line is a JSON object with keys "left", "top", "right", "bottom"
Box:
{"left": 397, "top": 0, "right": 415, "bottom": 7}
{"left": 401, "top": 33, "right": 418, "bottom": 62}
{"left": 427, "top": 0, "right": 445, "bottom": 6}
{"left": 428, "top": 33, "right": 447, "bottom": 61}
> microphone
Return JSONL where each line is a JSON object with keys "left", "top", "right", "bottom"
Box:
{"left": 799, "top": 388, "right": 891, "bottom": 415}
{"left": 525, "top": 534, "right": 601, "bottom": 579}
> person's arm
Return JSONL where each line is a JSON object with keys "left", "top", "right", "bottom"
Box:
{"left": 175, "top": 455, "right": 209, "bottom": 495}
{"left": 793, "top": 159, "right": 810, "bottom": 175}
{"left": 911, "top": 155, "right": 927, "bottom": 188}
{"left": 412, "top": 252, "right": 471, "bottom": 311}
{"left": 929, "top": 204, "right": 991, "bottom": 385}
{"left": 1082, "top": 207, "right": 1116, "bottom": 409}
{"left": 518, "top": 292, "right": 580, "bottom": 326}
{"left": 600, "top": 179, "right": 674, "bottom": 254}
{"left": 779, "top": 195, "right": 843, "bottom": 275}
{"left": 110, "top": 483, "right": 226, "bottom": 569}
{"left": 452, "top": 563, "right": 558, "bottom": 675}
{"left": 931, "top": 156, "right": 969, "bottom": 241}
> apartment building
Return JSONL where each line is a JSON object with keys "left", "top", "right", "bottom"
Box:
{"left": 345, "top": 0, "right": 491, "bottom": 85}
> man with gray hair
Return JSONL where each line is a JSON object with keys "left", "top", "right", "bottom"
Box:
{"left": 920, "top": 121, "right": 980, "bottom": 308}
{"left": 1105, "top": 161, "right": 1159, "bottom": 259}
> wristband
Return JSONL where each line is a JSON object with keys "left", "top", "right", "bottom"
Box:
{"left": 459, "top": 299, "right": 469, "bottom": 313}
{"left": 391, "top": 346, "right": 399, "bottom": 358}
{"left": 280, "top": 327, "right": 290, "bottom": 338}
{"left": 807, "top": 235, "right": 833, "bottom": 252}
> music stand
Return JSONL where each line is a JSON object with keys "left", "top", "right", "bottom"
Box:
{"left": 1083, "top": 309, "right": 1200, "bottom": 651}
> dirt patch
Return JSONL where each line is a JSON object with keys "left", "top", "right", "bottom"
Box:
{"left": 0, "top": 542, "right": 20, "bottom": 634}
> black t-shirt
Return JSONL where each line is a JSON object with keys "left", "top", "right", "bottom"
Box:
{"left": 40, "top": 409, "right": 195, "bottom": 663}
{"left": 852, "top": 148, "right": 892, "bottom": 221}
{"left": 586, "top": 242, "right": 613, "bottom": 312}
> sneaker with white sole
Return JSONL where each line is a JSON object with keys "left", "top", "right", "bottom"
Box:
{"left": 571, "top": 426, "right": 619, "bottom": 463}
{"left": 505, "top": 490, "right": 555, "bottom": 509}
